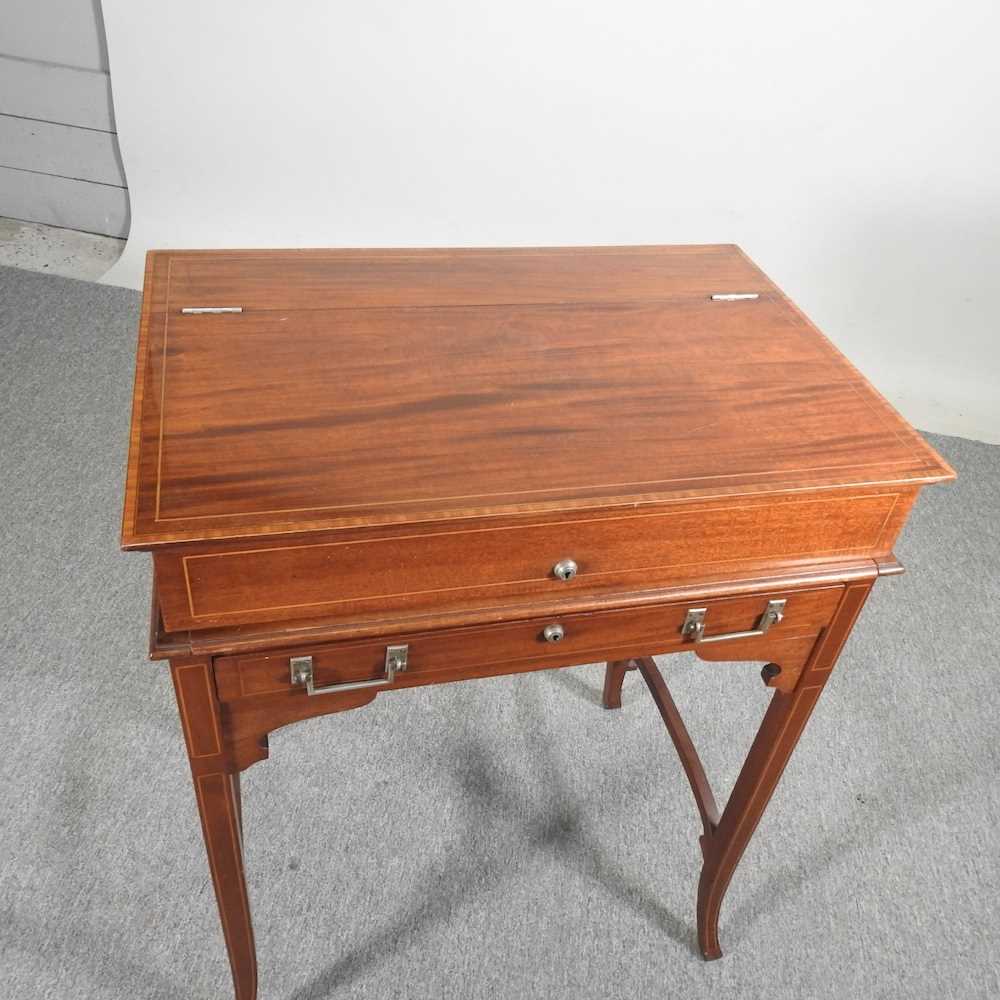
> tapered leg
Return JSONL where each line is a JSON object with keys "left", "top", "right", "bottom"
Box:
{"left": 171, "top": 658, "right": 258, "bottom": 1000}
{"left": 602, "top": 659, "right": 635, "bottom": 709}
{"left": 696, "top": 580, "right": 874, "bottom": 959}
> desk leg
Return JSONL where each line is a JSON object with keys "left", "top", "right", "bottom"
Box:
{"left": 695, "top": 580, "right": 874, "bottom": 959}
{"left": 602, "top": 659, "right": 636, "bottom": 709}
{"left": 170, "top": 658, "right": 258, "bottom": 1000}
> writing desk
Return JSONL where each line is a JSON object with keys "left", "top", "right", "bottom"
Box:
{"left": 121, "top": 246, "right": 953, "bottom": 999}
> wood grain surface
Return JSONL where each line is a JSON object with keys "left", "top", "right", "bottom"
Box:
{"left": 121, "top": 246, "right": 953, "bottom": 549}
{"left": 152, "top": 485, "right": 906, "bottom": 631}
{"left": 211, "top": 584, "right": 842, "bottom": 702}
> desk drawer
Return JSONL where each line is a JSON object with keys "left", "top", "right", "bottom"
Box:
{"left": 158, "top": 490, "right": 905, "bottom": 631}
{"left": 213, "top": 585, "right": 843, "bottom": 702}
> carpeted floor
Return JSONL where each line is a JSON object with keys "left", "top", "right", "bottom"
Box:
{"left": 1, "top": 263, "right": 998, "bottom": 1000}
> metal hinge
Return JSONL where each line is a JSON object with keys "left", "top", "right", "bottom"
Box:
{"left": 180, "top": 306, "right": 244, "bottom": 314}
{"left": 710, "top": 293, "right": 759, "bottom": 301}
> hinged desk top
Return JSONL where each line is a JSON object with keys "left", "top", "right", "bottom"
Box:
{"left": 122, "top": 245, "right": 953, "bottom": 549}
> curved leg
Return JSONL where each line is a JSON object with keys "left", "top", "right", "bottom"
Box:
{"left": 171, "top": 658, "right": 258, "bottom": 1000}
{"left": 635, "top": 657, "right": 720, "bottom": 838}
{"left": 602, "top": 659, "right": 635, "bottom": 709}
{"left": 696, "top": 579, "right": 874, "bottom": 959}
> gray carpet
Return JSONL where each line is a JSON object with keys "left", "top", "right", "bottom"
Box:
{"left": 1, "top": 263, "right": 998, "bottom": 1000}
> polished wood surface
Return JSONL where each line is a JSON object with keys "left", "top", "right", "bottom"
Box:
{"left": 171, "top": 658, "right": 257, "bottom": 1000}
{"left": 151, "top": 557, "right": 895, "bottom": 657}
{"left": 122, "top": 245, "right": 950, "bottom": 549}
{"left": 121, "top": 246, "right": 953, "bottom": 998}
{"left": 211, "top": 584, "right": 842, "bottom": 703}
{"left": 198, "top": 573, "right": 851, "bottom": 775}
{"left": 151, "top": 484, "right": 911, "bottom": 631}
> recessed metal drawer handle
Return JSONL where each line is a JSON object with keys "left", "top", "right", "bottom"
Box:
{"left": 290, "top": 644, "right": 408, "bottom": 695}
{"left": 681, "top": 599, "right": 786, "bottom": 644}
{"left": 552, "top": 559, "right": 578, "bottom": 581}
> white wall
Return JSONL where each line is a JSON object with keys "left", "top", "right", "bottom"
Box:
{"left": 101, "top": 1, "right": 1000, "bottom": 443}
{"left": 0, "top": 1, "right": 128, "bottom": 236}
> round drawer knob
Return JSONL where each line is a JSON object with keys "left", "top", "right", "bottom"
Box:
{"left": 552, "top": 558, "right": 578, "bottom": 581}
{"left": 542, "top": 623, "right": 565, "bottom": 643}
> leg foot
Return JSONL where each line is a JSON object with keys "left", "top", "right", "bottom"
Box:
{"left": 697, "top": 886, "right": 724, "bottom": 960}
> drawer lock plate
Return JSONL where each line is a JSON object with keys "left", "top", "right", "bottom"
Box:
{"left": 290, "top": 644, "right": 408, "bottom": 696}
{"left": 681, "top": 599, "right": 786, "bottom": 645}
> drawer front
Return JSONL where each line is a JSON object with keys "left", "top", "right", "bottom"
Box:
{"left": 158, "top": 491, "right": 904, "bottom": 631}
{"left": 213, "top": 585, "right": 843, "bottom": 702}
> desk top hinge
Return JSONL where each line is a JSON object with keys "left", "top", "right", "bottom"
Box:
{"left": 180, "top": 306, "right": 244, "bottom": 314}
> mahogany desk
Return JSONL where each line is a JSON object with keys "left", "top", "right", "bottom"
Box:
{"left": 121, "top": 246, "right": 953, "bottom": 998}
